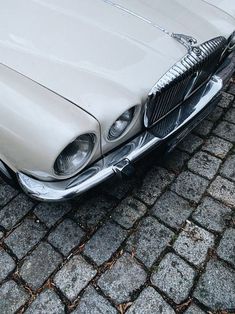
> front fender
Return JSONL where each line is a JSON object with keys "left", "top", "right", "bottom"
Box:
{"left": 0, "top": 64, "right": 100, "bottom": 180}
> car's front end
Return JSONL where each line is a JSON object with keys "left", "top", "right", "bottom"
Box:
{"left": 0, "top": 0, "right": 235, "bottom": 201}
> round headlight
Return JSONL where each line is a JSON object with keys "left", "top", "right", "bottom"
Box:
{"left": 54, "top": 134, "right": 95, "bottom": 176}
{"left": 108, "top": 107, "right": 135, "bottom": 141}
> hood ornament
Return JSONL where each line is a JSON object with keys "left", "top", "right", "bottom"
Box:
{"left": 172, "top": 33, "right": 199, "bottom": 52}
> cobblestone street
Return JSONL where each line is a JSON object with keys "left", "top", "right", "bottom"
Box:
{"left": 0, "top": 81, "right": 235, "bottom": 313}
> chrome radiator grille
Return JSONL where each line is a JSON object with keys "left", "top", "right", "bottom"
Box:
{"left": 144, "top": 36, "right": 227, "bottom": 127}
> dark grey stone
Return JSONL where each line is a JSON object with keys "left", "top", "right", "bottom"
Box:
{"left": 34, "top": 202, "right": 71, "bottom": 228}
{"left": 20, "top": 242, "right": 62, "bottom": 290}
{"left": 219, "top": 92, "right": 234, "bottom": 108}
{"left": 184, "top": 304, "right": 205, "bottom": 314}
{"left": 48, "top": 218, "right": 84, "bottom": 255}
{"left": 134, "top": 166, "right": 175, "bottom": 206}
{"left": 112, "top": 197, "right": 147, "bottom": 229}
{"left": 84, "top": 221, "right": 127, "bottom": 266}
{"left": 208, "top": 176, "right": 235, "bottom": 207}
{"left": 0, "top": 249, "right": 15, "bottom": 282}
{"left": 213, "top": 121, "right": 235, "bottom": 143}
{"left": 54, "top": 255, "right": 96, "bottom": 301}
{"left": 220, "top": 154, "right": 235, "bottom": 182}
{"left": 187, "top": 152, "right": 222, "bottom": 180}
{"left": 224, "top": 108, "right": 235, "bottom": 124}
{"left": 217, "top": 228, "right": 235, "bottom": 267}
{"left": 98, "top": 253, "right": 146, "bottom": 304}
{"left": 0, "top": 194, "right": 34, "bottom": 230}
{"left": 126, "top": 287, "right": 175, "bottom": 314}
{"left": 178, "top": 134, "right": 203, "bottom": 154}
{"left": 194, "top": 120, "right": 214, "bottom": 137}
{"left": 25, "top": 289, "right": 64, "bottom": 314}
{"left": 194, "top": 260, "right": 235, "bottom": 310}
{"left": 163, "top": 149, "right": 190, "bottom": 173}
{"left": 0, "top": 280, "right": 29, "bottom": 314}
{"left": 0, "top": 181, "right": 18, "bottom": 207}
{"left": 127, "top": 217, "right": 174, "bottom": 267}
{"left": 202, "top": 136, "right": 232, "bottom": 159}
{"left": 193, "top": 197, "right": 232, "bottom": 232}
{"left": 72, "top": 286, "right": 117, "bottom": 314}
{"left": 101, "top": 177, "right": 137, "bottom": 200}
{"left": 171, "top": 171, "right": 209, "bottom": 203}
{"left": 151, "top": 253, "right": 195, "bottom": 304}
{"left": 152, "top": 191, "right": 193, "bottom": 230}
{"left": 207, "top": 106, "right": 224, "bottom": 122}
{"left": 73, "top": 195, "right": 116, "bottom": 229}
{"left": 173, "top": 223, "right": 214, "bottom": 266}
{"left": 4, "top": 218, "right": 47, "bottom": 259}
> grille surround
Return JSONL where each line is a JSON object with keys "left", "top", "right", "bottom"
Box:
{"left": 144, "top": 36, "right": 227, "bottom": 127}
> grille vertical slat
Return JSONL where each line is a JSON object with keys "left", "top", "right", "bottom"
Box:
{"left": 145, "top": 36, "right": 227, "bottom": 127}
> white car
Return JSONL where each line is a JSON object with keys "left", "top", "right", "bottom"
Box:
{"left": 0, "top": 0, "right": 235, "bottom": 201}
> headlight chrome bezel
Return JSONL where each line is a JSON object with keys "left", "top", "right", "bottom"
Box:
{"left": 54, "top": 133, "right": 96, "bottom": 177}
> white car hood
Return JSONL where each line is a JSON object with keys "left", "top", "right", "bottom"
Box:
{"left": 0, "top": 0, "right": 235, "bottom": 130}
{"left": 203, "top": 0, "right": 235, "bottom": 19}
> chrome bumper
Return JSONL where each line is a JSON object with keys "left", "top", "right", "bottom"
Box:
{"left": 15, "top": 53, "right": 235, "bottom": 202}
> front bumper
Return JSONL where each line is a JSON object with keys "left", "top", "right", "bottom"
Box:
{"left": 7, "top": 52, "right": 235, "bottom": 202}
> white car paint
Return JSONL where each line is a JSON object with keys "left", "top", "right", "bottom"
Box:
{"left": 203, "top": 0, "right": 235, "bottom": 18}
{"left": 0, "top": 0, "right": 235, "bottom": 181}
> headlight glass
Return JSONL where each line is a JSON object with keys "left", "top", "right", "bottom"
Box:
{"left": 108, "top": 107, "right": 135, "bottom": 141}
{"left": 54, "top": 134, "right": 95, "bottom": 176}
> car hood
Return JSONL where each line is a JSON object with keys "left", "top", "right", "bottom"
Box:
{"left": 0, "top": 0, "right": 235, "bottom": 139}
{"left": 203, "top": 0, "right": 235, "bottom": 19}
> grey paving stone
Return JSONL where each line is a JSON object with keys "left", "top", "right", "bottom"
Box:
{"left": 73, "top": 195, "right": 116, "bottom": 229}
{"left": 134, "top": 166, "right": 175, "bottom": 206}
{"left": 184, "top": 304, "right": 205, "bottom": 314}
{"left": 213, "top": 121, "right": 235, "bottom": 143}
{"left": 0, "top": 249, "right": 15, "bottom": 282}
{"left": 0, "top": 181, "right": 18, "bottom": 207}
{"left": 54, "top": 255, "right": 96, "bottom": 301}
{"left": 193, "top": 197, "right": 232, "bottom": 232}
{"left": 152, "top": 191, "right": 193, "bottom": 230}
{"left": 171, "top": 171, "right": 209, "bottom": 203}
{"left": 127, "top": 217, "right": 174, "bottom": 267}
{"left": 188, "top": 152, "right": 221, "bottom": 180}
{"left": 48, "top": 218, "right": 84, "bottom": 256}
{"left": 207, "top": 106, "right": 224, "bottom": 122}
{"left": 194, "top": 119, "right": 214, "bottom": 137}
{"left": 220, "top": 154, "right": 235, "bottom": 182}
{"left": 163, "top": 150, "right": 190, "bottom": 173}
{"left": 178, "top": 134, "right": 204, "bottom": 154}
{"left": 0, "top": 231, "right": 3, "bottom": 239}
{"left": 202, "top": 136, "right": 232, "bottom": 159}
{"left": 0, "top": 280, "right": 29, "bottom": 314}
{"left": 4, "top": 218, "right": 47, "bottom": 259}
{"left": 224, "top": 108, "right": 235, "bottom": 124}
{"left": 112, "top": 197, "right": 147, "bottom": 229}
{"left": 208, "top": 176, "right": 235, "bottom": 207}
{"left": 227, "top": 84, "right": 235, "bottom": 97}
{"left": 34, "top": 202, "right": 71, "bottom": 228}
{"left": 72, "top": 286, "right": 117, "bottom": 314}
{"left": 98, "top": 253, "right": 146, "bottom": 304}
{"left": 219, "top": 92, "right": 234, "bottom": 108}
{"left": 194, "top": 260, "right": 235, "bottom": 310}
{"left": 25, "top": 289, "right": 64, "bottom": 314}
{"left": 217, "top": 228, "right": 235, "bottom": 267}
{"left": 173, "top": 223, "right": 214, "bottom": 266}
{"left": 20, "top": 242, "right": 62, "bottom": 290}
{"left": 84, "top": 221, "right": 127, "bottom": 266}
{"left": 151, "top": 253, "right": 195, "bottom": 304}
{"left": 101, "top": 177, "right": 137, "bottom": 200}
{"left": 0, "top": 194, "right": 34, "bottom": 230}
{"left": 126, "top": 286, "right": 175, "bottom": 314}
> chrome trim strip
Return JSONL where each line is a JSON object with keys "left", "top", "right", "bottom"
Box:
{"left": 17, "top": 52, "right": 235, "bottom": 202}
